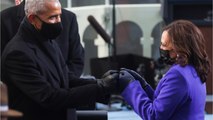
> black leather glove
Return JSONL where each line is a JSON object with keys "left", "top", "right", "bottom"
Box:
{"left": 121, "top": 68, "right": 148, "bottom": 89}
{"left": 97, "top": 71, "right": 119, "bottom": 95}
{"left": 102, "top": 70, "right": 119, "bottom": 78}
{"left": 118, "top": 70, "right": 135, "bottom": 92}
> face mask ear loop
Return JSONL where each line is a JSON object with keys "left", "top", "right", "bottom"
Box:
{"left": 35, "top": 15, "right": 44, "bottom": 23}
{"left": 33, "top": 24, "right": 40, "bottom": 31}
{"left": 30, "top": 15, "right": 42, "bottom": 31}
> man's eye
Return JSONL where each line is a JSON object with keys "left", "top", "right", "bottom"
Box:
{"left": 49, "top": 16, "right": 55, "bottom": 20}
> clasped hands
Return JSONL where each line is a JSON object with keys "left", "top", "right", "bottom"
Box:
{"left": 97, "top": 68, "right": 148, "bottom": 94}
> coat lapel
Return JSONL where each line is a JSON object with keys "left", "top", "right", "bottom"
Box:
{"left": 26, "top": 42, "right": 62, "bottom": 85}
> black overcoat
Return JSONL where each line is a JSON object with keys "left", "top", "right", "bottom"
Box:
{"left": 1, "top": 18, "right": 102, "bottom": 120}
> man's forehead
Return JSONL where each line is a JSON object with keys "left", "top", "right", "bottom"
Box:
{"left": 40, "top": 1, "right": 61, "bottom": 14}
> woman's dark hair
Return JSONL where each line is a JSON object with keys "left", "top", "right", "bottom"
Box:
{"left": 163, "top": 20, "right": 210, "bottom": 83}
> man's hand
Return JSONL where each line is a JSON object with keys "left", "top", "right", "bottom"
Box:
{"left": 102, "top": 70, "right": 119, "bottom": 78}
{"left": 97, "top": 70, "right": 119, "bottom": 94}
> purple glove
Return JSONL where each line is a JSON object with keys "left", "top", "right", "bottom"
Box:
{"left": 121, "top": 68, "right": 148, "bottom": 89}
{"left": 118, "top": 70, "right": 135, "bottom": 92}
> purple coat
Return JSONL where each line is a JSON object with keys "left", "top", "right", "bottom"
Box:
{"left": 122, "top": 64, "right": 206, "bottom": 120}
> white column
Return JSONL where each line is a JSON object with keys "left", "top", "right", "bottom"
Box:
{"left": 67, "top": 0, "right": 72, "bottom": 8}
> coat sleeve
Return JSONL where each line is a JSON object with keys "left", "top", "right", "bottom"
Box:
{"left": 3, "top": 50, "right": 101, "bottom": 110}
{"left": 144, "top": 84, "right": 154, "bottom": 100}
{"left": 121, "top": 69, "right": 189, "bottom": 120}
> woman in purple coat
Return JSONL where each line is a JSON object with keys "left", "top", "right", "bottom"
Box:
{"left": 118, "top": 20, "right": 210, "bottom": 120}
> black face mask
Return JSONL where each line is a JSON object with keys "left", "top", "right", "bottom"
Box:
{"left": 36, "top": 16, "right": 63, "bottom": 40}
{"left": 159, "top": 48, "right": 176, "bottom": 65}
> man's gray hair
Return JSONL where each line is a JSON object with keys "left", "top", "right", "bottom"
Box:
{"left": 25, "top": 0, "right": 60, "bottom": 16}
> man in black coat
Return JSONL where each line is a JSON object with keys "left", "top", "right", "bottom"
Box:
{"left": 1, "top": 0, "right": 84, "bottom": 77}
{"left": 1, "top": 0, "right": 118, "bottom": 120}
